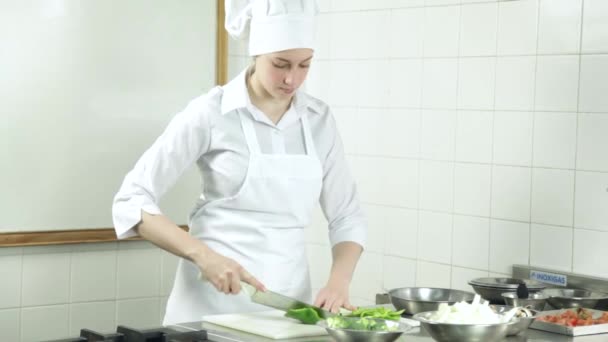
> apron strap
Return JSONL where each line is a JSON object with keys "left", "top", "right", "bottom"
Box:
{"left": 239, "top": 112, "right": 262, "bottom": 154}
{"left": 300, "top": 114, "right": 317, "bottom": 157}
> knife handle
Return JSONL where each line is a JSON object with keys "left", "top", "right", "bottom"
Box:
{"left": 197, "top": 272, "right": 255, "bottom": 296}
{"left": 240, "top": 281, "right": 256, "bottom": 296}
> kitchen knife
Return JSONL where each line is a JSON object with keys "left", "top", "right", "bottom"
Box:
{"left": 241, "top": 282, "right": 335, "bottom": 319}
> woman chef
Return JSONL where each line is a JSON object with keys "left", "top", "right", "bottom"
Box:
{"left": 112, "top": 0, "right": 367, "bottom": 325}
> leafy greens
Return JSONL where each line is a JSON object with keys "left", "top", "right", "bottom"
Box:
{"left": 286, "top": 306, "right": 404, "bottom": 331}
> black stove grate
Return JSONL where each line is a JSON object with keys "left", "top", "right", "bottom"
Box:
{"left": 45, "top": 325, "right": 210, "bottom": 342}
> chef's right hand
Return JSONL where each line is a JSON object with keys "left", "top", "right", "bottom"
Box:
{"left": 198, "top": 249, "right": 266, "bottom": 295}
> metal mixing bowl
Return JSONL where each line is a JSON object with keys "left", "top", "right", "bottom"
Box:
{"left": 468, "top": 278, "right": 546, "bottom": 303}
{"left": 501, "top": 292, "right": 548, "bottom": 311}
{"left": 491, "top": 305, "right": 539, "bottom": 336}
{"left": 413, "top": 311, "right": 517, "bottom": 342}
{"left": 389, "top": 287, "right": 476, "bottom": 314}
{"left": 542, "top": 288, "right": 608, "bottom": 309}
{"left": 317, "top": 317, "right": 412, "bottom": 342}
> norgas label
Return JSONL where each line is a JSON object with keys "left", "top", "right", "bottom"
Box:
{"left": 530, "top": 270, "right": 567, "bottom": 286}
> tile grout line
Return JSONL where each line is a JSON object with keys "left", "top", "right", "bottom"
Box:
{"left": 18, "top": 250, "right": 24, "bottom": 342}
{"left": 359, "top": 202, "right": 606, "bottom": 233}
{"left": 67, "top": 249, "right": 73, "bottom": 335}
{"left": 16, "top": 298, "right": 161, "bottom": 309}
{"left": 378, "top": 7, "right": 396, "bottom": 294}
{"left": 348, "top": 152, "right": 608, "bottom": 174}
{"left": 114, "top": 243, "right": 120, "bottom": 328}
{"left": 158, "top": 248, "right": 163, "bottom": 325}
{"left": 488, "top": 0, "right": 502, "bottom": 275}
{"left": 314, "top": 51, "right": 608, "bottom": 64}
{"left": 449, "top": 2, "right": 464, "bottom": 289}
{"left": 528, "top": 0, "right": 542, "bottom": 270}
{"left": 333, "top": 103, "right": 608, "bottom": 115}
{"left": 413, "top": 1, "right": 428, "bottom": 287}
{"left": 571, "top": 0, "right": 586, "bottom": 273}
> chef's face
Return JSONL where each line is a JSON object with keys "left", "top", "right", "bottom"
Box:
{"left": 254, "top": 48, "right": 313, "bottom": 99}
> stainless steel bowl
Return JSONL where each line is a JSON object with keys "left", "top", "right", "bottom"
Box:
{"left": 491, "top": 305, "right": 539, "bottom": 336}
{"left": 413, "top": 311, "right": 517, "bottom": 342}
{"left": 501, "top": 292, "right": 548, "bottom": 311}
{"left": 468, "top": 278, "right": 546, "bottom": 303}
{"left": 388, "top": 287, "right": 476, "bottom": 314}
{"left": 317, "top": 317, "right": 412, "bottom": 342}
{"left": 542, "top": 288, "right": 608, "bottom": 309}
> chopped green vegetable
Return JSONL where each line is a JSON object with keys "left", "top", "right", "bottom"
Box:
{"left": 285, "top": 306, "right": 403, "bottom": 327}
{"left": 324, "top": 307, "right": 404, "bottom": 332}
{"left": 346, "top": 307, "right": 404, "bottom": 321}
{"left": 285, "top": 307, "right": 322, "bottom": 324}
{"left": 326, "top": 316, "right": 397, "bottom": 331}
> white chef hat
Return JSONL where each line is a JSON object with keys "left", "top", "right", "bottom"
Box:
{"left": 225, "top": 0, "right": 318, "bottom": 56}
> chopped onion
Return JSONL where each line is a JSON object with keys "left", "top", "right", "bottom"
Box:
{"left": 427, "top": 295, "right": 516, "bottom": 324}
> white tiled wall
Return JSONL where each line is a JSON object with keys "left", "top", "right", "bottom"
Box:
{"left": 0, "top": 242, "right": 178, "bottom": 341}
{"left": 229, "top": 0, "right": 608, "bottom": 306}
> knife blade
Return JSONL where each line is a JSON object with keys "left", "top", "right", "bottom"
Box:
{"left": 241, "top": 282, "right": 335, "bottom": 319}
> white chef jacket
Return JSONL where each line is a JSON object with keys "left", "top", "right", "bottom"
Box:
{"left": 112, "top": 67, "right": 366, "bottom": 248}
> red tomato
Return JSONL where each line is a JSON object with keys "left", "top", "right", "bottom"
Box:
{"left": 536, "top": 309, "right": 608, "bottom": 327}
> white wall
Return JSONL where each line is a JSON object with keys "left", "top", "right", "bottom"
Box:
{"left": 0, "top": 242, "right": 177, "bottom": 342}
{"left": 0, "top": 0, "right": 213, "bottom": 340}
{"left": 300, "top": 0, "right": 608, "bottom": 306}
{"left": 0, "top": 0, "right": 215, "bottom": 232}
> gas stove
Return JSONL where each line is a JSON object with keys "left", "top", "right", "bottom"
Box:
{"left": 46, "top": 325, "right": 210, "bottom": 342}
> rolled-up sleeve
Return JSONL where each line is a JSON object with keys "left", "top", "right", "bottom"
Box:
{"left": 112, "top": 95, "right": 212, "bottom": 239}
{"left": 319, "top": 114, "right": 367, "bottom": 249}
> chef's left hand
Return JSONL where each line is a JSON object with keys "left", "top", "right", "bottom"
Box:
{"left": 314, "top": 279, "right": 357, "bottom": 313}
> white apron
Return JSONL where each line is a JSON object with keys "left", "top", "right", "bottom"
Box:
{"left": 163, "top": 109, "right": 323, "bottom": 325}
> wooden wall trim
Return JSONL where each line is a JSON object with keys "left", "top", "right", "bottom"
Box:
{"left": 0, "top": 1, "right": 225, "bottom": 247}
{"left": 0, "top": 229, "right": 139, "bottom": 247}
{"left": 0, "top": 226, "right": 189, "bottom": 247}
{"left": 216, "top": 0, "right": 228, "bottom": 85}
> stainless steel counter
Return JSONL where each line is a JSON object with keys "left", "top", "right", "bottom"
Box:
{"left": 173, "top": 320, "right": 608, "bottom": 342}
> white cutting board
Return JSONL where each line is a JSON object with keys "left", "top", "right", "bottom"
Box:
{"left": 202, "top": 310, "right": 328, "bottom": 339}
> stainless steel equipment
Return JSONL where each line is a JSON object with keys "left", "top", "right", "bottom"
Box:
{"left": 388, "top": 287, "right": 475, "bottom": 314}
{"left": 317, "top": 317, "right": 411, "bottom": 342}
{"left": 468, "top": 277, "right": 546, "bottom": 303}
{"left": 491, "top": 305, "right": 539, "bottom": 336}
{"left": 542, "top": 288, "right": 608, "bottom": 309}
{"left": 531, "top": 308, "right": 608, "bottom": 336}
{"left": 413, "top": 311, "right": 517, "bottom": 342}
{"left": 44, "top": 325, "right": 210, "bottom": 342}
{"left": 502, "top": 291, "right": 548, "bottom": 311}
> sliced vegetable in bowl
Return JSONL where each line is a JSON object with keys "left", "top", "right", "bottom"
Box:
{"left": 412, "top": 296, "right": 521, "bottom": 342}
{"left": 285, "top": 306, "right": 404, "bottom": 325}
{"left": 316, "top": 307, "right": 412, "bottom": 342}
{"left": 318, "top": 317, "right": 412, "bottom": 342}
{"left": 326, "top": 316, "right": 399, "bottom": 332}
{"left": 323, "top": 307, "right": 407, "bottom": 333}
{"left": 422, "top": 294, "right": 518, "bottom": 324}
{"left": 345, "top": 307, "right": 404, "bottom": 321}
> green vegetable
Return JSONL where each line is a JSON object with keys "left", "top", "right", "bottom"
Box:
{"left": 285, "top": 306, "right": 404, "bottom": 327}
{"left": 346, "top": 307, "right": 404, "bottom": 321}
{"left": 325, "top": 307, "right": 404, "bottom": 332}
{"left": 326, "top": 316, "right": 396, "bottom": 331}
{"left": 285, "top": 307, "right": 322, "bottom": 324}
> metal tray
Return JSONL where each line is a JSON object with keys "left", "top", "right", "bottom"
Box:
{"left": 468, "top": 277, "right": 546, "bottom": 290}
{"left": 530, "top": 309, "right": 608, "bottom": 336}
